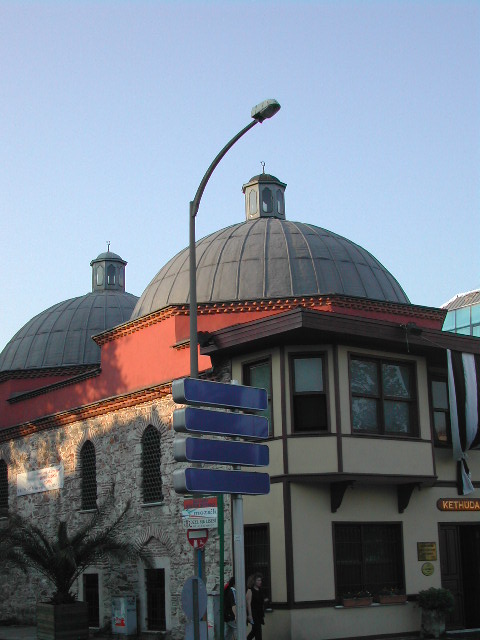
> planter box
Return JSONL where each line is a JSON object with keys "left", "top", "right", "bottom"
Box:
{"left": 376, "top": 594, "right": 407, "bottom": 604}
{"left": 341, "top": 597, "right": 373, "bottom": 607}
{"left": 37, "top": 602, "right": 89, "bottom": 640}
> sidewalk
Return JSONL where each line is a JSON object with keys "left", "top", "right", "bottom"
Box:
{"left": 1, "top": 628, "right": 480, "bottom": 640}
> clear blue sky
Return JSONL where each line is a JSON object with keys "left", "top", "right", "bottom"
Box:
{"left": 1, "top": 0, "right": 479, "bottom": 352}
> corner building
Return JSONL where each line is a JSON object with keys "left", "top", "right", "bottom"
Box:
{"left": 1, "top": 173, "right": 479, "bottom": 639}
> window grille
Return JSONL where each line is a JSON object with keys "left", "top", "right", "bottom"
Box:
{"left": 245, "top": 524, "right": 271, "bottom": 600}
{"left": 146, "top": 568, "right": 166, "bottom": 631}
{"left": 83, "top": 573, "right": 100, "bottom": 627}
{"left": 142, "top": 426, "right": 163, "bottom": 503}
{"left": 81, "top": 441, "right": 97, "bottom": 510}
{"left": 334, "top": 523, "right": 404, "bottom": 597}
{"left": 0, "top": 460, "right": 8, "bottom": 515}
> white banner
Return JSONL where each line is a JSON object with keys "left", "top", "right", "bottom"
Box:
{"left": 17, "top": 464, "right": 64, "bottom": 496}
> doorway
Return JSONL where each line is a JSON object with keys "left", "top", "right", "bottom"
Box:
{"left": 439, "top": 524, "right": 480, "bottom": 629}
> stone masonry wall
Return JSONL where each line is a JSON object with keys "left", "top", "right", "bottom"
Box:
{"left": 0, "top": 391, "right": 233, "bottom": 637}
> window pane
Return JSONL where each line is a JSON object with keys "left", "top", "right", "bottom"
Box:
{"left": 350, "top": 360, "right": 378, "bottom": 395}
{"left": 434, "top": 412, "right": 448, "bottom": 442}
{"left": 384, "top": 401, "right": 409, "bottom": 433}
{"left": 294, "top": 395, "right": 327, "bottom": 431}
{"left": 471, "top": 304, "right": 480, "bottom": 323}
{"left": 442, "top": 311, "right": 455, "bottom": 331}
{"left": 456, "top": 307, "right": 470, "bottom": 328}
{"left": 473, "top": 325, "right": 480, "bottom": 337}
{"left": 276, "top": 189, "right": 284, "bottom": 215}
{"left": 249, "top": 189, "right": 257, "bottom": 214}
{"left": 294, "top": 357, "right": 323, "bottom": 392}
{"left": 352, "top": 397, "right": 378, "bottom": 431}
{"left": 262, "top": 188, "right": 273, "bottom": 213}
{"left": 249, "top": 361, "right": 270, "bottom": 391}
{"left": 457, "top": 326, "right": 471, "bottom": 335}
{"left": 382, "top": 364, "right": 410, "bottom": 398}
{"left": 432, "top": 381, "right": 448, "bottom": 410}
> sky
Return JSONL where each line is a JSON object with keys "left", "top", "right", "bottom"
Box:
{"left": 1, "top": 0, "right": 479, "bottom": 353}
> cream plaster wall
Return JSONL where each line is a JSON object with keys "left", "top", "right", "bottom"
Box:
{"left": 287, "top": 436, "right": 338, "bottom": 475}
{"left": 342, "top": 438, "right": 434, "bottom": 476}
{"left": 244, "top": 483, "right": 287, "bottom": 602}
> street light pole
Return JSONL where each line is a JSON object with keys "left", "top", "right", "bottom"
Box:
{"left": 188, "top": 99, "right": 280, "bottom": 640}
{"left": 189, "top": 99, "right": 281, "bottom": 379}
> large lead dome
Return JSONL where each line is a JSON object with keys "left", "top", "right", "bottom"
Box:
{"left": 132, "top": 174, "right": 408, "bottom": 320}
{"left": 0, "top": 251, "right": 138, "bottom": 372}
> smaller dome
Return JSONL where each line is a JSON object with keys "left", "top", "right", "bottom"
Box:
{"left": 0, "top": 250, "right": 138, "bottom": 372}
{"left": 91, "top": 250, "right": 126, "bottom": 264}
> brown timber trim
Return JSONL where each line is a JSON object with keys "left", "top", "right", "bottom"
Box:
{"left": 333, "top": 345, "right": 343, "bottom": 473}
{"left": 283, "top": 480, "right": 294, "bottom": 607}
{"left": 280, "top": 347, "right": 288, "bottom": 475}
{"left": 269, "top": 472, "right": 437, "bottom": 486}
{"left": 201, "top": 308, "right": 480, "bottom": 357}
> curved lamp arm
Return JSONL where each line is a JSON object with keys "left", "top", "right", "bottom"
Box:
{"left": 189, "top": 100, "right": 280, "bottom": 377}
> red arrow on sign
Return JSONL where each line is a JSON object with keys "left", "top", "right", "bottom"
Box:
{"left": 187, "top": 528, "right": 208, "bottom": 549}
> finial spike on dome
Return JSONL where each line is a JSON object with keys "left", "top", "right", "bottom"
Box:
{"left": 107, "top": 240, "right": 111, "bottom": 252}
{"left": 261, "top": 161, "right": 265, "bottom": 174}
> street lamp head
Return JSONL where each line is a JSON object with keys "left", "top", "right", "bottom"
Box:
{"left": 251, "top": 99, "right": 281, "bottom": 123}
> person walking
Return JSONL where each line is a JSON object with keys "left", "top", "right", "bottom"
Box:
{"left": 224, "top": 576, "right": 237, "bottom": 640}
{"left": 246, "top": 573, "right": 266, "bottom": 640}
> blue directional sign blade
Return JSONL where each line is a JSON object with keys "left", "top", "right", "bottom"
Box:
{"left": 173, "top": 407, "right": 269, "bottom": 439}
{"left": 172, "top": 377, "right": 267, "bottom": 411}
{"left": 174, "top": 437, "right": 269, "bottom": 467}
{"left": 173, "top": 468, "right": 270, "bottom": 495}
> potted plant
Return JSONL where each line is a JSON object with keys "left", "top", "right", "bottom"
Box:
{"left": 417, "top": 587, "right": 454, "bottom": 639}
{"left": 341, "top": 590, "right": 373, "bottom": 607}
{"left": 0, "top": 488, "right": 151, "bottom": 640}
{"left": 375, "top": 587, "right": 407, "bottom": 605}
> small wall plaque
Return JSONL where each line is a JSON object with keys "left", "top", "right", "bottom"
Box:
{"left": 421, "top": 562, "right": 434, "bottom": 576}
{"left": 417, "top": 542, "right": 437, "bottom": 561}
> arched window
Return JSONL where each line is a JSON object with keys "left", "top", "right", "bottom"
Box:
{"left": 81, "top": 441, "right": 97, "bottom": 510}
{"left": 261, "top": 187, "right": 273, "bottom": 213}
{"left": 0, "top": 460, "right": 8, "bottom": 515}
{"left": 142, "top": 426, "right": 163, "bottom": 504}
{"left": 107, "top": 264, "right": 116, "bottom": 286}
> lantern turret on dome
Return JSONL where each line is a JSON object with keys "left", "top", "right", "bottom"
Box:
{"left": 242, "top": 169, "right": 287, "bottom": 221}
{"left": 90, "top": 248, "right": 127, "bottom": 293}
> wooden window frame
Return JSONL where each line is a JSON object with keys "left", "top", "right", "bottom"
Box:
{"left": 289, "top": 352, "right": 329, "bottom": 434}
{"left": 429, "top": 374, "right": 451, "bottom": 447}
{"left": 242, "top": 356, "right": 274, "bottom": 437}
{"left": 349, "top": 354, "right": 418, "bottom": 437}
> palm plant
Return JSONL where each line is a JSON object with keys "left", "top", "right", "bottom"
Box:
{"left": 0, "top": 487, "right": 151, "bottom": 604}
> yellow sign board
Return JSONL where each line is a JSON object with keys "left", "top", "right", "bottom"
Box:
{"left": 437, "top": 498, "right": 480, "bottom": 511}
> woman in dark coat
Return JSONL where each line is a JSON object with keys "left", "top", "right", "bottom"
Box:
{"left": 246, "top": 573, "right": 266, "bottom": 640}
